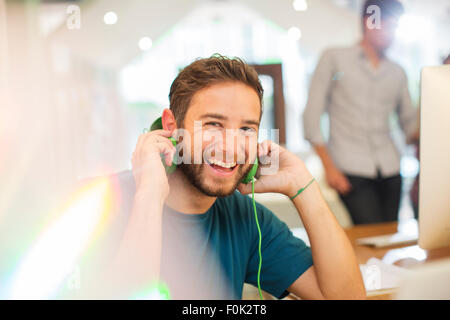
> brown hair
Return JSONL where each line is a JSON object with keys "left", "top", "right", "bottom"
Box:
{"left": 169, "top": 54, "right": 264, "bottom": 127}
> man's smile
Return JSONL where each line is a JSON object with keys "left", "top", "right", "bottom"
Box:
{"left": 205, "top": 158, "right": 239, "bottom": 177}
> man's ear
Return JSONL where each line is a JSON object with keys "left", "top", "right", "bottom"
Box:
{"left": 161, "top": 109, "right": 177, "bottom": 132}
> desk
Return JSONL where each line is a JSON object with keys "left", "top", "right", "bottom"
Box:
{"left": 345, "top": 222, "right": 450, "bottom": 299}
{"left": 284, "top": 222, "right": 450, "bottom": 300}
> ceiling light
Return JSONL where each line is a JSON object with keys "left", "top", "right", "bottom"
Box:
{"left": 288, "top": 26, "right": 302, "bottom": 41}
{"left": 138, "top": 37, "right": 153, "bottom": 51}
{"left": 293, "top": 0, "right": 308, "bottom": 11}
{"left": 103, "top": 11, "right": 118, "bottom": 25}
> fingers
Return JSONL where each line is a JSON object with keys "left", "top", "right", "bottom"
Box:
{"left": 334, "top": 176, "right": 352, "bottom": 195}
{"left": 134, "top": 130, "right": 171, "bottom": 157}
{"left": 132, "top": 141, "right": 175, "bottom": 168}
{"left": 135, "top": 129, "right": 172, "bottom": 149}
{"left": 132, "top": 129, "right": 176, "bottom": 166}
{"left": 237, "top": 177, "right": 269, "bottom": 195}
{"left": 237, "top": 183, "right": 251, "bottom": 195}
{"left": 148, "top": 129, "right": 173, "bottom": 137}
{"left": 257, "top": 140, "right": 278, "bottom": 169}
{"left": 258, "top": 140, "right": 278, "bottom": 158}
{"left": 237, "top": 182, "right": 258, "bottom": 195}
{"left": 325, "top": 166, "right": 352, "bottom": 195}
{"left": 339, "top": 177, "right": 352, "bottom": 195}
{"left": 155, "top": 141, "right": 176, "bottom": 166}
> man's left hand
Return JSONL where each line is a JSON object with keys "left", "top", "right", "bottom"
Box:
{"left": 237, "top": 140, "right": 314, "bottom": 199}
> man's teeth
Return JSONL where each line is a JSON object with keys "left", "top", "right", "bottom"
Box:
{"left": 209, "top": 159, "right": 237, "bottom": 168}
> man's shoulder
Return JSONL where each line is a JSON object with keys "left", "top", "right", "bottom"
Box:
{"left": 110, "top": 169, "right": 136, "bottom": 196}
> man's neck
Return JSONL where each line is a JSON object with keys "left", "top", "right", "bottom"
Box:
{"left": 359, "top": 38, "right": 384, "bottom": 69}
{"left": 165, "top": 169, "right": 217, "bottom": 214}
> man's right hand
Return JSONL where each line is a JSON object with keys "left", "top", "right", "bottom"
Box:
{"left": 131, "top": 129, "right": 176, "bottom": 199}
{"left": 312, "top": 144, "right": 352, "bottom": 196}
{"left": 324, "top": 165, "right": 352, "bottom": 195}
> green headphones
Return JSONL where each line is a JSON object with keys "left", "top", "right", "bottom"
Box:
{"left": 147, "top": 117, "right": 258, "bottom": 184}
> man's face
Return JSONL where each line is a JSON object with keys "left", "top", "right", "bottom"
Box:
{"left": 177, "top": 81, "right": 261, "bottom": 197}
{"left": 364, "top": 17, "right": 398, "bottom": 53}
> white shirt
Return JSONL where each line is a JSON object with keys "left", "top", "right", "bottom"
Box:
{"left": 303, "top": 45, "right": 418, "bottom": 178}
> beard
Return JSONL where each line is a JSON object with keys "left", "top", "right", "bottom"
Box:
{"left": 178, "top": 162, "right": 252, "bottom": 197}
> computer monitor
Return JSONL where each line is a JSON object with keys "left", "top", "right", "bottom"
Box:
{"left": 418, "top": 65, "right": 450, "bottom": 250}
{"left": 396, "top": 257, "right": 450, "bottom": 299}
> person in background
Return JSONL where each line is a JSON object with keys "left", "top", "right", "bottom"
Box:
{"left": 410, "top": 53, "right": 450, "bottom": 219}
{"left": 443, "top": 54, "right": 450, "bottom": 65}
{"left": 303, "top": 0, "right": 418, "bottom": 225}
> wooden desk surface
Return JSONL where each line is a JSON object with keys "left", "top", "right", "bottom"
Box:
{"left": 345, "top": 222, "right": 450, "bottom": 266}
{"left": 282, "top": 222, "right": 450, "bottom": 300}
{"left": 344, "top": 222, "right": 450, "bottom": 299}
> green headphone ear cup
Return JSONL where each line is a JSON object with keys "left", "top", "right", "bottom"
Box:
{"left": 150, "top": 117, "right": 163, "bottom": 131}
{"left": 242, "top": 157, "right": 258, "bottom": 184}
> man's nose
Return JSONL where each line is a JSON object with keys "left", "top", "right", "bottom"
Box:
{"left": 221, "top": 134, "right": 247, "bottom": 163}
{"left": 214, "top": 137, "right": 235, "bottom": 162}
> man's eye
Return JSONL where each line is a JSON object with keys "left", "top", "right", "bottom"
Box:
{"left": 240, "top": 127, "right": 256, "bottom": 132}
{"left": 205, "top": 122, "right": 221, "bottom": 127}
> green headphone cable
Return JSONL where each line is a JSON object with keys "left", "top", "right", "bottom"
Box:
{"left": 251, "top": 177, "right": 263, "bottom": 300}
{"left": 251, "top": 177, "right": 315, "bottom": 300}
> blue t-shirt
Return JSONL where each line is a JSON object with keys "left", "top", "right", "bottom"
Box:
{"left": 75, "top": 171, "right": 313, "bottom": 299}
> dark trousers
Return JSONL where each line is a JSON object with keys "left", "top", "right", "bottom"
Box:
{"left": 339, "top": 171, "right": 402, "bottom": 225}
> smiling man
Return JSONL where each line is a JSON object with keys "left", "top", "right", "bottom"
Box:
{"left": 93, "top": 54, "right": 365, "bottom": 300}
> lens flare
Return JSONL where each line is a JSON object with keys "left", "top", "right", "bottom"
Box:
{"left": 9, "top": 178, "right": 113, "bottom": 299}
